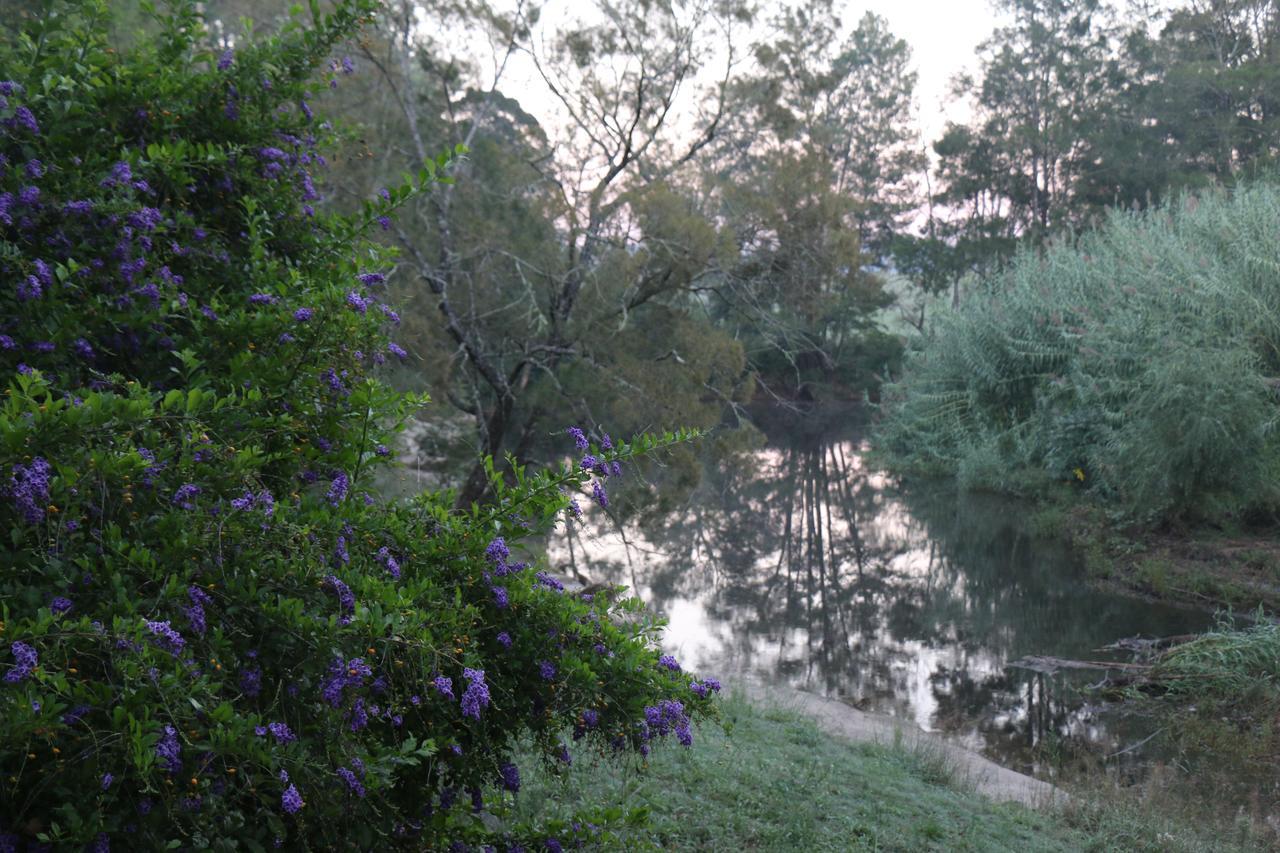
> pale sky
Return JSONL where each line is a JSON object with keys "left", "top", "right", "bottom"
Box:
{"left": 489, "top": 0, "right": 1005, "bottom": 156}
{"left": 855, "top": 0, "right": 1004, "bottom": 144}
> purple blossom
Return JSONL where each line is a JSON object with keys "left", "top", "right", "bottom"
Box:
{"left": 64, "top": 199, "right": 93, "bottom": 214}
{"left": 8, "top": 458, "right": 52, "bottom": 524}
{"left": 534, "top": 572, "right": 564, "bottom": 592}
{"left": 388, "top": 342, "right": 408, "bottom": 361}
{"left": 4, "top": 641, "right": 37, "bottom": 684}
{"left": 496, "top": 631, "right": 512, "bottom": 649}
{"left": 127, "top": 207, "right": 163, "bottom": 231}
{"left": 357, "top": 272, "right": 385, "bottom": 286}
{"left": 12, "top": 105, "right": 38, "bottom": 134}
{"left": 337, "top": 766, "right": 366, "bottom": 797}
{"left": 460, "top": 668, "right": 489, "bottom": 720}
{"left": 582, "top": 709, "right": 600, "bottom": 728}
{"left": 50, "top": 597, "right": 72, "bottom": 615}
{"left": 567, "top": 426, "right": 588, "bottom": 450}
{"left": 156, "top": 725, "right": 182, "bottom": 773}
{"left": 377, "top": 215, "right": 391, "bottom": 231}
{"left": 341, "top": 56, "right": 355, "bottom": 74}
{"left": 491, "top": 585, "right": 509, "bottom": 609}
{"left": 348, "top": 697, "right": 369, "bottom": 731}
{"left": 658, "top": 655, "right": 681, "bottom": 672}
{"left": 172, "top": 483, "right": 201, "bottom": 510}
{"left": 101, "top": 773, "right": 114, "bottom": 790}
{"left": 499, "top": 762, "right": 520, "bottom": 793}
{"left": 17, "top": 275, "right": 41, "bottom": 301}
{"left": 434, "top": 676, "right": 454, "bottom": 700}
{"left": 74, "top": 338, "right": 94, "bottom": 359}
{"left": 324, "top": 575, "right": 355, "bottom": 624}
{"left": 376, "top": 546, "right": 401, "bottom": 580}
{"left": 592, "top": 481, "right": 608, "bottom": 508}
{"left": 217, "top": 49, "right": 234, "bottom": 70}
{"left": 345, "top": 291, "right": 368, "bottom": 313}
{"left": 269, "top": 721, "right": 296, "bottom": 743}
{"left": 601, "top": 434, "right": 613, "bottom": 450}
{"left": 146, "top": 620, "right": 186, "bottom": 655}
{"left": 281, "top": 784, "right": 304, "bottom": 814}
{"left": 538, "top": 660, "right": 556, "bottom": 681}
{"left": 249, "top": 293, "right": 278, "bottom": 305}
{"left": 18, "top": 185, "right": 39, "bottom": 205}
{"left": 326, "top": 472, "right": 349, "bottom": 506}
{"left": 240, "top": 666, "right": 262, "bottom": 697}
{"left": 567, "top": 498, "right": 582, "bottom": 519}
{"left": 580, "top": 454, "right": 599, "bottom": 472}
{"left": 62, "top": 704, "right": 90, "bottom": 724}
{"left": 24, "top": 159, "right": 44, "bottom": 178}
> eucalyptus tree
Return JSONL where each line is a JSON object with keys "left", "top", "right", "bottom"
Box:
{"left": 318, "top": 0, "right": 756, "bottom": 504}
{"left": 931, "top": 0, "right": 1122, "bottom": 265}
{"left": 700, "top": 2, "right": 913, "bottom": 395}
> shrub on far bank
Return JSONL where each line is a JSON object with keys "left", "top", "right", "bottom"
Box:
{"left": 0, "top": 2, "right": 716, "bottom": 849}
{"left": 877, "top": 182, "right": 1280, "bottom": 524}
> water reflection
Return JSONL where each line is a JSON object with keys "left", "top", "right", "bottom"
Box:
{"left": 550, "top": 410, "right": 1212, "bottom": 776}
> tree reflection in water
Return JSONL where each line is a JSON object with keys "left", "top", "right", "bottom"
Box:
{"left": 549, "top": 407, "right": 1209, "bottom": 777}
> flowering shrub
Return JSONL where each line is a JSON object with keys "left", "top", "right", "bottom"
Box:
{"left": 0, "top": 2, "right": 715, "bottom": 849}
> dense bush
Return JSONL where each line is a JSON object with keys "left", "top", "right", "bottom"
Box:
{"left": 877, "top": 182, "right": 1280, "bottom": 523}
{"left": 0, "top": 2, "right": 716, "bottom": 849}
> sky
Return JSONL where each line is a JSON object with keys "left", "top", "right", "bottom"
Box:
{"left": 485, "top": 0, "right": 1007, "bottom": 154}
{"left": 856, "top": 0, "right": 1004, "bottom": 143}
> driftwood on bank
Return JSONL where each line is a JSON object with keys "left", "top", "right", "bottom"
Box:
{"left": 1008, "top": 655, "right": 1153, "bottom": 676}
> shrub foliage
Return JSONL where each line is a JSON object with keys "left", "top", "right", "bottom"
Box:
{"left": 0, "top": 2, "right": 715, "bottom": 849}
{"left": 877, "top": 183, "right": 1280, "bottom": 522}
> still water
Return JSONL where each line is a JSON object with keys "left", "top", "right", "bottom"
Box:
{"left": 550, "top": 407, "right": 1213, "bottom": 780}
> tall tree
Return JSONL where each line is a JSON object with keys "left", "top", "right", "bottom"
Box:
{"left": 331, "top": 0, "right": 755, "bottom": 504}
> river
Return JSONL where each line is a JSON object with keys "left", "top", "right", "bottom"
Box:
{"left": 547, "top": 405, "right": 1214, "bottom": 783}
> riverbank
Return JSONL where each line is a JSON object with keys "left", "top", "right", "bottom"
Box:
{"left": 1054, "top": 502, "right": 1280, "bottom": 613}
{"left": 516, "top": 693, "right": 1258, "bottom": 851}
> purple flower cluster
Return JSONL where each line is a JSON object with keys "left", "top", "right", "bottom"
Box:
{"left": 156, "top": 724, "right": 182, "bottom": 773}
{"left": 50, "top": 596, "right": 73, "bottom": 616}
{"left": 324, "top": 575, "right": 355, "bottom": 625}
{"left": 268, "top": 721, "right": 296, "bottom": 744}
{"left": 8, "top": 457, "right": 52, "bottom": 524}
{"left": 689, "top": 678, "right": 722, "bottom": 698}
{"left": 643, "top": 699, "right": 693, "bottom": 747}
{"left": 337, "top": 766, "right": 366, "bottom": 797}
{"left": 491, "top": 585, "right": 509, "bottom": 609}
{"left": 185, "top": 585, "right": 211, "bottom": 635}
{"left": 281, "top": 783, "right": 304, "bottom": 814}
{"left": 326, "top": 471, "right": 349, "bottom": 506}
{"left": 499, "top": 762, "right": 520, "bottom": 793}
{"left": 434, "top": 675, "right": 454, "bottom": 700}
{"left": 3, "top": 641, "right": 37, "bottom": 683}
{"left": 460, "top": 668, "right": 489, "bottom": 720}
{"left": 534, "top": 572, "right": 564, "bottom": 592}
{"left": 567, "top": 426, "right": 588, "bottom": 450}
{"left": 321, "top": 656, "right": 372, "bottom": 707}
{"left": 146, "top": 620, "right": 186, "bottom": 655}
{"left": 538, "top": 660, "right": 556, "bottom": 681}
{"left": 376, "top": 546, "right": 401, "bottom": 580}
{"left": 657, "top": 654, "right": 681, "bottom": 673}
{"left": 172, "top": 482, "right": 201, "bottom": 510}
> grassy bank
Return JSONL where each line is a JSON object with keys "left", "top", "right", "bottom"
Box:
{"left": 1054, "top": 502, "right": 1280, "bottom": 612}
{"left": 513, "top": 694, "right": 1254, "bottom": 851}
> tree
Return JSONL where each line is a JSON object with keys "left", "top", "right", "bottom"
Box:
{"left": 331, "top": 0, "right": 755, "bottom": 506}
{"left": 931, "top": 0, "right": 1122, "bottom": 269}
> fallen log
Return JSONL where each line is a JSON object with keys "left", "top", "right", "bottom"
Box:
{"left": 1008, "top": 655, "right": 1153, "bottom": 676}
{"left": 1096, "top": 634, "right": 1198, "bottom": 656}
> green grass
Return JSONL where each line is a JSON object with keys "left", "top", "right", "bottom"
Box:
{"left": 513, "top": 694, "right": 1253, "bottom": 851}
